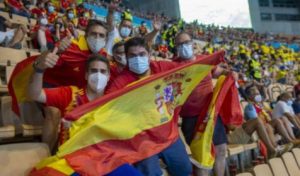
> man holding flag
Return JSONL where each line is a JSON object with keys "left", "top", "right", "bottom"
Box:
{"left": 173, "top": 32, "right": 231, "bottom": 176}
{"left": 106, "top": 36, "right": 224, "bottom": 176}
{"left": 29, "top": 35, "right": 224, "bottom": 175}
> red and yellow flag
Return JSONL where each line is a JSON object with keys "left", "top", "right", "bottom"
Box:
{"left": 30, "top": 52, "right": 224, "bottom": 176}
{"left": 190, "top": 74, "right": 243, "bottom": 169}
{"left": 8, "top": 36, "right": 106, "bottom": 116}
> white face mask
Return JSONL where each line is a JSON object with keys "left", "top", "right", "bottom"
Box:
{"left": 254, "top": 95, "right": 262, "bottom": 103}
{"left": 253, "top": 54, "right": 259, "bottom": 60}
{"left": 87, "top": 36, "right": 106, "bottom": 54}
{"left": 88, "top": 72, "right": 108, "bottom": 93}
{"left": 40, "top": 18, "right": 48, "bottom": 26}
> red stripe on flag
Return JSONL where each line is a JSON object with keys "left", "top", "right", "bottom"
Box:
{"left": 29, "top": 167, "right": 67, "bottom": 176}
{"left": 64, "top": 108, "right": 181, "bottom": 176}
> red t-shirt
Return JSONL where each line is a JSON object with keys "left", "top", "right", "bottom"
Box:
{"left": 105, "top": 60, "right": 182, "bottom": 94}
{"left": 78, "top": 17, "right": 88, "bottom": 28}
{"left": 61, "top": 0, "right": 71, "bottom": 9}
{"left": 45, "top": 86, "right": 89, "bottom": 116}
{"left": 7, "top": 0, "right": 23, "bottom": 10}
{"left": 173, "top": 55, "right": 222, "bottom": 117}
{"left": 47, "top": 12, "right": 58, "bottom": 24}
{"left": 31, "top": 8, "right": 46, "bottom": 16}
{"left": 31, "top": 25, "right": 54, "bottom": 47}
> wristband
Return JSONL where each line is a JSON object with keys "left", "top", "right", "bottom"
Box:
{"left": 32, "top": 60, "right": 45, "bottom": 73}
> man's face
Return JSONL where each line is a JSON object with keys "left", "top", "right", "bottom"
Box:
{"left": 86, "top": 25, "right": 107, "bottom": 40}
{"left": 121, "top": 20, "right": 132, "bottom": 29}
{"left": 86, "top": 60, "right": 110, "bottom": 80}
{"left": 284, "top": 93, "right": 292, "bottom": 102}
{"left": 250, "top": 87, "right": 260, "bottom": 100}
{"left": 113, "top": 45, "right": 126, "bottom": 65}
{"left": 127, "top": 46, "right": 149, "bottom": 60}
{"left": 175, "top": 33, "right": 192, "bottom": 48}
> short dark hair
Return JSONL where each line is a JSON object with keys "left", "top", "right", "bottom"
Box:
{"left": 85, "top": 19, "right": 108, "bottom": 35}
{"left": 86, "top": 54, "right": 110, "bottom": 73}
{"left": 112, "top": 41, "right": 125, "bottom": 53}
{"left": 125, "top": 37, "right": 150, "bottom": 55}
{"left": 175, "top": 31, "right": 191, "bottom": 45}
{"left": 245, "top": 85, "right": 257, "bottom": 97}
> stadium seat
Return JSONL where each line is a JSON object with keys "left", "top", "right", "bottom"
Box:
{"left": 1, "top": 96, "right": 21, "bottom": 135}
{"left": 236, "top": 172, "right": 253, "bottom": 176}
{"left": 268, "top": 157, "right": 289, "bottom": 176}
{"left": 0, "top": 125, "right": 15, "bottom": 139}
{"left": 253, "top": 164, "right": 273, "bottom": 176}
{"left": 19, "top": 102, "right": 44, "bottom": 137}
{"left": 227, "top": 144, "right": 245, "bottom": 171}
{"left": 243, "top": 142, "right": 258, "bottom": 151}
{"left": 281, "top": 152, "right": 300, "bottom": 176}
{"left": 292, "top": 148, "right": 300, "bottom": 168}
{"left": 0, "top": 47, "right": 27, "bottom": 65}
{"left": 228, "top": 144, "right": 244, "bottom": 156}
{"left": 0, "top": 142, "right": 50, "bottom": 176}
{"left": 0, "top": 11, "right": 10, "bottom": 19}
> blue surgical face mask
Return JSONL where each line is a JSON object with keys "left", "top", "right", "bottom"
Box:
{"left": 68, "top": 13, "right": 74, "bottom": 19}
{"left": 178, "top": 44, "right": 193, "bottom": 59}
{"left": 287, "top": 100, "right": 293, "bottom": 106}
{"left": 48, "top": 6, "right": 54, "bottom": 13}
{"left": 120, "top": 27, "right": 131, "bottom": 38}
{"left": 128, "top": 56, "right": 149, "bottom": 74}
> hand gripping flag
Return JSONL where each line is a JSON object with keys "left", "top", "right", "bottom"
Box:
{"left": 190, "top": 74, "right": 243, "bottom": 169}
{"left": 30, "top": 52, "right": 225, "bottom": 176}
{"left": 8, "top": 35, "right": 106, "bottom": 116}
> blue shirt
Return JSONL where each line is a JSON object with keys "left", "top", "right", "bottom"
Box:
{"left": 244, "top": 103, "right": 258, "bottom": 121}
{"left": 292, "top": 101, "right": 300, "bottom": 114}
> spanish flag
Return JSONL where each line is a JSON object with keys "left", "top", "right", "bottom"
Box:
{"left": 30, "top": 52, "right": 224, "bottom": 176}
{"left": 190, "top": 74, "right": 243, "bottom": 169}
{"left": 8, "top": 35, "right": 106, "bottom": 116}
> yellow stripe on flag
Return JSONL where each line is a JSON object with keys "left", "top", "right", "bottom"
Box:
{"left": 190, "top": 75, "right": 226, "bottom": 169}
{"left": 57, "top": 64, "right": 213, "bottom": 157}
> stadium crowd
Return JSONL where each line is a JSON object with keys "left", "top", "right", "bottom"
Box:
{"left": 1, "top": 0, "right": 300, "bottom": 176}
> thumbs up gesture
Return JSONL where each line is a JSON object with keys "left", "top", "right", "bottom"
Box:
{"left": 35, "top": 47, "right": 60, "bottom": 71}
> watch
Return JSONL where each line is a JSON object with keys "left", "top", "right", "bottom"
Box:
{"left": 32, "top": 60, "right": 45, "bottom": 73}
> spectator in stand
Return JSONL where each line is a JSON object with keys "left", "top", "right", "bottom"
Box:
{"left": 60, "top": 0, "right": 71, "bottom": 13}
{"left": 272, "top": 92, "right": 300, "bottom": 130}
{"left": 5, "top": 0, "right": 31, "bottom": 17}
{"left": 244, "top": 85, "right": 296, "bottom": 147}
{"left": 106, "top": 0, "right": 161, "bottom": 56}
{"left": 31, "top": 1, "right": 46, "bottom": 18}
{"left": 0, "top": 15, "right": 27, "bottom": 49}
{"left": 110, "top": 41, "right": 126, "bottom": 79}
{"left": 54, "top": 17, "right": 69, "bottom": 41}
{"left": 138, "top": 21, "right": 148, "bottom": 37}
{"left": 293, "top": 91, "right": 300, "bottom": 116}
{"left": 78, "top": 10, "right": 90, "bottom": 31}
{"left": 34, "top": 15, "right": 55, "bottom": 52}
{"left": 45, "top": 1, "right": 58, "bottom": 24}
{"left": 63, "top": 8, "right": 79, "bottom": 38}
